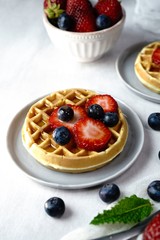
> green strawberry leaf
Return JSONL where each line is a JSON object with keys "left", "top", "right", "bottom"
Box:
{"left": 90, "top": 195, "right": 153, "bottom": 225}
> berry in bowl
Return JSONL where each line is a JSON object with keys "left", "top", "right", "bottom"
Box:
{"left": 43, "top": 0, "right": 126, "bottom": 62}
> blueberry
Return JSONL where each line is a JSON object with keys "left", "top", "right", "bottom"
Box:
{"left": 58, "top": 105, "right": 74, "bottom": 122}
{"left": 147, "top": 180, "right": 160, "bottom": 202}
{"left": 99, "top": 183, "right": 120, "bottom": 203}
{"left": 96, "top": 14, "right": 112, "bottom": 30}
{"left": 57, "top": 13, "right": 72, "bottom": 31}
{"left": 103, "top": 112, "right": 119, "bottom": 127}
{"left": 87, "top": 104, "right": 104, "bottom": 120}
{"left": 148, "top": 113, "right": 160, "bottom": 130}
{"left": 53, "top": 126, "right": 71, "bottom": 145}
{"left": 44, "top": 197, "right": 65, "bottom": 218}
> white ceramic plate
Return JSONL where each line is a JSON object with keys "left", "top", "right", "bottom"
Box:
{"left": 116, "top": 42, "right": 160, "bottom": 103}
{"left": 7, "top": 97, "right": 144, "bottom": 189}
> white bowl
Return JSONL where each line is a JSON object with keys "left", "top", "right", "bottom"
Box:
{"left": 43, "top": 8, "right": 126, "bottom": 62}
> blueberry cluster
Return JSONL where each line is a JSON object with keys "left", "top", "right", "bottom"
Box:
{"left": 53, "top": 104, "right": 119, "bottom": 146}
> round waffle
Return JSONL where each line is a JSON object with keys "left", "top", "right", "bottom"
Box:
{"left": 22, "top": 89, "right": 128, "bottom": 173}
{"left": 134, "top": 42, "right": 160, "bottom": 93}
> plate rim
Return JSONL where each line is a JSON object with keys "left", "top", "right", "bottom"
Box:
{"left": 6, "top": 95, "right": 144, "bottom": 189}
{"left": 116, "top": 41, "right": 160, "bottom": 103}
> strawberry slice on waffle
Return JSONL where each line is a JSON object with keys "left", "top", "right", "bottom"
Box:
{"left": 85, "top": 94, "right": 118, "bottom": 113}
{"left": 49, "top": 105, "right": 87, "bottom": 134}
{"left": 74, "top": 117, "right": 112, "bottom": 151}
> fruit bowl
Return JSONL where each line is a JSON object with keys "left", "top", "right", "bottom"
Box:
{"left": 43, "top": 8, "right": 126, "bottom": 63}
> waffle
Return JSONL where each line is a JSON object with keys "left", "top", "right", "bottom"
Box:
{"left": 134, "top": 42, "right": 160, "bottom": 93}
{"left": 22, "top": 89, "right": 128, "bottom": 173}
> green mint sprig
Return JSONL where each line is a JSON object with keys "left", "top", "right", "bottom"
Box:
{"left": 90, "top": 195, "right": 153, "bottom": 225}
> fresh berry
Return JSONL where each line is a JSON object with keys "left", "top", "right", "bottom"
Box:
{"left": 44, "top": 197, "right": 65, "bottom": 218}
{"left": 99, "top": 183, "right": 120, "bottom": 203}
{"left": 49, "top": 105, "right": 87, "bottom": 133}
{"left": 53, "top": 126, "right": 71, "bottom": 145}
{"left": 147, "top": 180, "right": 160, "bottom": 202}
{"left": 66, "top": 0, "right": 96, "bottom": 32}
{"left": 152, "top": 48, "right": 160, "bottom": 65}
{"left": 103, "top": 112, "right": 119, "bottom": 127}
{"left": 44, "top": 0, "right": 66, "bottom": 10}
{"left": 74, "top": 117, "right": 112, "bottom": 151}
{"left": 85, "top": 94, "right": 118, "bottom": 113}
{"left": 148, "top": 113, "right": 160, "bottom": 130}
{"left": 57, "top": 105, "right": 74, "bottom": 122}
{"left": 87, "top": 104, "right": 104, "bottom": 120}
{"left": 57, "top": 13, "right": 73, "bottom": 30}
{"left": 44, "top": 0, "right": 65, "bottom": 20}
{"left": 143, "top": 212, "right": 160, "bottom": 240}
{"left": 96, "top": 14, "right": 112, "bottom": 30}
{"left": 94, "top": 0, "right": 123, "bottom": 25}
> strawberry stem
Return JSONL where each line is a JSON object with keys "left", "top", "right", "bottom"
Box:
{"left": 44, "top": 3, "right": 64, "bottom": 19}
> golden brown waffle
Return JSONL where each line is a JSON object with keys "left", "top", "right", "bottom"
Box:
{"left": 22, "top": 89, "right": 128, "bottom": 173}
{"left": 135, "top": 42, "right": 160, "bottom": 93}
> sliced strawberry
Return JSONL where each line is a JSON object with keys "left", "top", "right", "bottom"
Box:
{"left": 85, "top": 94, "right": 118, "bottom": 113}
{"left": 49, "top": 105, "right": 87, "bottom": 133}
{"left": 143, "top": 213, "right": 160, "bottom": 240}
{"left": 94, "top": 0, "right": 123, "bottom": 25}
{"left": 74, "top": 117, "right": 112, "bottom": 151}
{"left": 152, "top": 48, "right": 160, "bottom": 65}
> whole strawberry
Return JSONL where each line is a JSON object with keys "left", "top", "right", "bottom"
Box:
{"left": 44, "top": 0, "right": 65, "bottom": 20}
{"left": 143, "top": 213, "right": 160, "bottom": 240}
{"left": 66, "top": 0, "right": 96, "bottom": 32}
{"left": 94, "top": 0, "right": 123, "bottom": 25}
{"left": 44, "top": 0, "right": 66, "bottom": 10}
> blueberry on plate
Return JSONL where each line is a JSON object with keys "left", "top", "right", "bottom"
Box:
{"left": 57, "top": 13, "right": 72, "bottom": 31}
{"left": 103, "top": 112, "right": 119, "bottom": 127}
{"left": 87, "top": 104, "right": 104, "bottom": 120}
{"left": 148, "top": 112, "right": 160, "bottom": 130}
{"left": 96, "top": 14, "right": 112, "bottom": 30}
{"left": 58, "top": 105, "right": 74, "bottom": 122}
{"left": 44, "top": 197, "right": 65, "bottom": 218}
{"left": 53, "top": 126, "right": 71, "bottom": 145}
{"left": 147, "top": 180, "right": 160, "bottom": 202}
{"left": 99, "top": 183, "right": 120, "bottom": 203}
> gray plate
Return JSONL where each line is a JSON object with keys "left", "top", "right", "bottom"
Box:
{"left": 7, "top": 98, "right": 144, "bottom": 189}
{"left": 116, "top": 42, "right": 160, "bottom": 103}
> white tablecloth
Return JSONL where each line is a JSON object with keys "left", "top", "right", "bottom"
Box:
{"left": 1, "top": 0, "right": 160, "bottom": 239}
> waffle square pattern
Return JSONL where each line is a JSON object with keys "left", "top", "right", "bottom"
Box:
{"left": 135, "top": 42, "right": 160, "bottom": 93}
{"left": 22, "top": 89, "right": 128, "bottom": 173}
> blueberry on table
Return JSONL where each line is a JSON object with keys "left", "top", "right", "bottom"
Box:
{"left": 87, "top": 104, "right": 104, "bottom": 120}
{"left": 44, "top": 197, "right": 65, "bottom": 218}
{"left": 58, "top": 105, "right": 74, "bottom": 122}
{"left": 99, "top": 183, "right": 120, "bottom": 203}
{"left": 103, "top": 112, "right": 119, "bottom": 127}
{"left": 148, "top": 113, "right": 160, "bottom": 130}
{"left": 147, "top": 180, "right": 160, "bottom": 202}
{"left": 53, "top": 126, "right": 71, "bottom": 145}
{"left": 96, "top": 14, "right": 112, "bottom": 30}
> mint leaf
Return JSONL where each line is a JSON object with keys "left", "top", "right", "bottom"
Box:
{"left": 91, "top": 195, "right": 153, "bottom": 225}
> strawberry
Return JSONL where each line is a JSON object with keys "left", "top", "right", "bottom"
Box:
{"left": 74, "top": 117, "right": 112, "bottom": 151}
{"left": 44, "top": 0, "right": 65, "bottom": 20}
{"left": 85, "top": 94, "right": 118, "bottom": 113}
{"left": 66, "top": 0, "right": 96, "bottom": 32}
{"left": 152, "top": 48, "right": 160, "bottom": 66}
{"left": 94, "top": 0, "right": 123, "bottom": 25}
{"left": 49, "top": 105, "right": 87, "bottom": 134}
{"left": 44, "top": 0, "right": 66, "bottom": 10}
{"left": 143, "top": 213, "right": 160, "bottom": 240}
